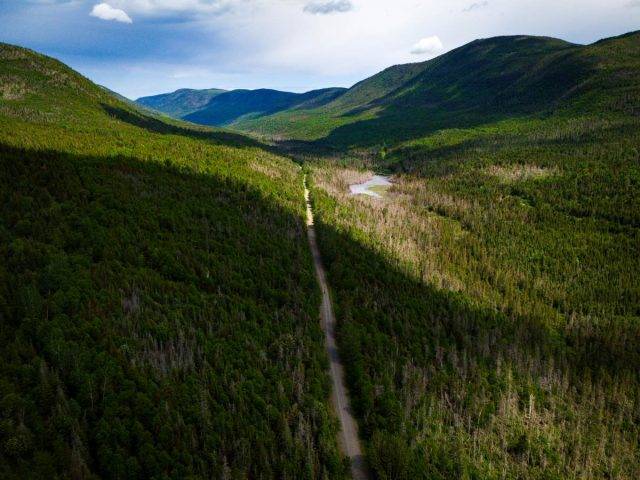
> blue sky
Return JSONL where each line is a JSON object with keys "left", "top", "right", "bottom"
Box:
{"left": 1, "top": 0, "right": 638, "bottom": 99}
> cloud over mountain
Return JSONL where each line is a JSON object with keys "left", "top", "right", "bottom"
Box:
{"left": 410, "top": 36, "right": 443, "bottom": 55}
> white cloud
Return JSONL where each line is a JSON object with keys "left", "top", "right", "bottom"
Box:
{"left": 303, "top": 0, "right": 353, "bottom": 15}
{"left": 91, "top": 3, "right": 133, "bottom": 23}
{"left": 626, "top": 0, "right": 640, "bottom": 7}
{"left": 463, "top": 1, "right": 489, "bottom": 12}
{"left": 410, "top": 35, "right": 443, "bottom": 55}
{"left": 107, "top": 0, "right": 235, "bottom": 16}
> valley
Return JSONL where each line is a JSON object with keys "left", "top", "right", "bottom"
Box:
{"left": 304, "top": 176, "right": 367, "bottom": 480}
{"left": 1, "top": 26, "right": 639, "bottom": 480}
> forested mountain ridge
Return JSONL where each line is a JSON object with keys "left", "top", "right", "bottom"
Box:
{"left": 231, "top": 31, "right": 640, "bottom": 146}
{"left": 0, "top": 42, "right": 347, "bottom": 479}
{"left": 301, "top": 28, "right": 640, "bottom": 480}
{"left": 136, "top": 88, "right": 227, "bottom": 118}
{"left": 136, "top": 86, "right": 347, "bottom": 127}
{"left": 135, "top": 31, "right": 640, "bottom": 147}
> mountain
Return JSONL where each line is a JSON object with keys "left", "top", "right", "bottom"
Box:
{"left": 2, "top": 29, "right": 640, "bottom": 480}
{"left": 0, "top": 43, "right": 345, "bottom": 479}
{"left": 135, "top": 31, "right": 640, "bottom": 146}
{"left": 136, "top": 86, "right": 347, "bottom": 126}
{"left": 136, "top": 87, "right": 227, "bottom": 118}
{"left": 232, "top": 31, "right": 640, "bottom": 146}
{"left": 301, "top": 30, "right": 640, "bottom": 480}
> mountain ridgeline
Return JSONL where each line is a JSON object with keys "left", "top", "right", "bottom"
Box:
{"left": 139, "top": 31, "right": 639, "bottom": 147}
{"left": 135, "top": 88, "right": 227, "bottom": 118}
{"left": 137, "top": 86, "right": 347, "bottom": 127}
{"left": 240, "top": 31, "right": 639, "bottom": 145}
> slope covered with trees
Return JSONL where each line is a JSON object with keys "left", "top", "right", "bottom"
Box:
{"left": 304, "top": 30, "right": 640, "bottom": 480}
{"left": 234, "top": 31, "right": 640, "bottom": 147}
{"left": 137, "top": 87, "right": 347, "bottom": 127}
{"left": 0, "top": 43, "right": 347, "bottom": 479}
{"left": 135, "top": 88, "right": 227, "bottom": 118}
{"left": 3, "top": 26, "right": 640, "bottom": 480}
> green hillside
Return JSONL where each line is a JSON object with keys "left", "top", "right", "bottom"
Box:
{"left": 234, "top": 32, "right": 640, "bottom": 147}
{"left": 0, "top": 43, "right": 347, "bottom": 479}
{"left": 2, "top": 27, "right": 640, "bottom": 480}
{"left": 184, "top": 87, "right": 346, "bottom": 127}
{"left": 302, "top": 30, "right": 640, "bottom": 480}
{"left": 137, "top": 86, "right": 346, "bottom": 127}
{"left": 136, "top": 88, "right": 227, "bottom": 118}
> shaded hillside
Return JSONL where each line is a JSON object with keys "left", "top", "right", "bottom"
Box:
{"left": 135, "top": 85, "right": 346, "bottom": 126}
{"left": 183, "top": 87, "right": 346, "bottom": 126}
{"left": 0, "top": 43, "right": 346, "bottom": 479}
{"left": 234, "top": 31, "right": 640, "bottom": 147}
{"left": 136, "top": 88, "right": 227, "bottom": 118}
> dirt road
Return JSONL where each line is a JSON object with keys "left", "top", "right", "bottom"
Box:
{"left": 304, "top": 176, "right": 368, "bottom": 480}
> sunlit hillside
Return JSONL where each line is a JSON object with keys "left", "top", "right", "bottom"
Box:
{"left": 234, "top": 31, "right": 640, "bottom": 147}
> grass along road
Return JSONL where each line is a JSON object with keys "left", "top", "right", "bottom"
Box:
{"left": 304, "top": 176, "right": 368, "bottom": 480}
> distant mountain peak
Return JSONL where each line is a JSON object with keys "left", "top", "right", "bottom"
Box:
{"left": 137, "top": 86, "right": 347, "bottom": 126}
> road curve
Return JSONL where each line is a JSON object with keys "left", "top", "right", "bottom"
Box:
{"left": 304, "top": 175, "right": 368, "bottom": 480}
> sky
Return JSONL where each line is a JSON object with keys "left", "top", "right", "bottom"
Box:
{"left": 1, "top": 0, "right": 638, "bottom": 99}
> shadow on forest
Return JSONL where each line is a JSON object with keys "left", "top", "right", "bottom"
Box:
{"left": 2, "top": 139, "right": 638, "bottom": 477}
{"left": 389, "top": 119, "right": 640, "bottom": 176}
{"left": 0, "top": 140, "right": 327, "bottom": 478}
{"left": 101, "top": 103, "right": 269, "bottom": 149}
{"left": 278, "top": 108, "right": 638, "bottom": 156}
{"left": 4, "top": 139, "right": 629, "bottom": 384}
{"left": 311, "top": 205, "right": 639, "bottom": 390}
{"left": 272, "top": 107, "right": 529, "bottom": 155}
{"left": 310, "top": 196, "right": 640, "bottom": 477}
{"left": 295, "top": 40, "right": 597, "bottom": 150}
{"left": 271, "top": 54, "right": 600, "bottom": 151}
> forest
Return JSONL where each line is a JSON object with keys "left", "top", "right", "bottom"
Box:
{"left": 307, "top": 111, "right": 640, "bottom": 478}
{"left": 292, "top": 32, "right": 640, "bottom": 478}
{"left": 0, "top": 43, "right": 347, "bottom": 479}
{"left": 1, "top": 26, "right": 639, "bottom": 480}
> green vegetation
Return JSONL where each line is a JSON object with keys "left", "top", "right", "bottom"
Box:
{"left": 305, "top": 36, "right": 640, "bottom": 478}
{"left": 136, "top": 88, "right": 228, "bottom": 118}
{"left": 137, "top": 87, "right": 347, "bottom": 127}
{"left": 2, "top": 25, "right": 640, "bottom": 480}
{"left": 234, "top": 31, "right": 640, "bottom": 148}
{"left": 0, "top": 43, "right": 347, "bottom": 479}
